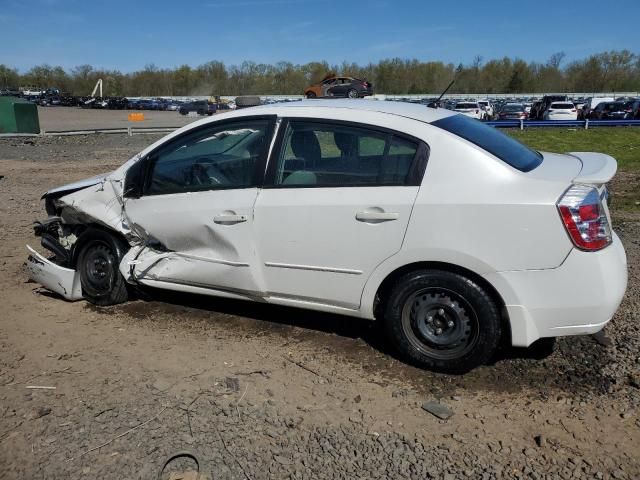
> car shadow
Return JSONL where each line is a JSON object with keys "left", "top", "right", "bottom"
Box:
{"left": 94, "top": 286, "right": 613, "bottom": 397}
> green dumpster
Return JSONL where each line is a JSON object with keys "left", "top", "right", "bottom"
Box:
{"left": 0, "top": 96, "right": 40, "bottom": 134}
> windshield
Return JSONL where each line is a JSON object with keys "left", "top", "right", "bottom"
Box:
{"left": 432, "top": 114, "right": 543, "bottom": 172}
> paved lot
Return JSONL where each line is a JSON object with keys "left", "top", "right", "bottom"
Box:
{"left": 37, "top": 106, "right": 200, "bottom": 132}
{"left": 0, "top": 134, "right": 638, "bottom": 479}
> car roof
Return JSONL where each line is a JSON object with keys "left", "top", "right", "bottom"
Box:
{"left": 231, "top": 99, "right": 457, "bottom": 124}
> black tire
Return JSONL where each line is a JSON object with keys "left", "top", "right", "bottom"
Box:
{"left": 306, "top": 92, "right": 316, "bottom": 99}
{"left": 346, "top": 88, "right": 358, "bottom": 99}
{"left": 382, "top": 269, "right": 501, "bottom": 373}
{"left": 76, "top": 230, "right": 129, "bottom": 306}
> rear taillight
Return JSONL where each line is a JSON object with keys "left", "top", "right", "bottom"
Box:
{"left": 557, "top": 185, "right": 612, "bottom": 251}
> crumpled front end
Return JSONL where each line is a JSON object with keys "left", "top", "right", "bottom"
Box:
{"left": 26, "top": 166, "right": 135, "bottom": 301}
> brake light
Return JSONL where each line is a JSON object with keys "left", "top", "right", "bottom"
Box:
{"left": 557, "top": 185, "right": 612, "bottom": 251}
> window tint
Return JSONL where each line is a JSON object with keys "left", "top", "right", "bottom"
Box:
{"left": 551, "top": 103, "right": 574, "bottom": 109}
{"left": 273, "top": 121, "right": 419, "bottom": 187}
{"left": 145, "top": 119, "right": 270, "bottom": 195}
{"left": 432, "top": 114, "right": 542, "bottom": 172}
{"left": 455, "top": 103, "right": 477, "bottom": 109}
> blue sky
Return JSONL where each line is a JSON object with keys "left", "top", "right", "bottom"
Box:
{"left": 1, "top": 0, "right": 638, "bottom": 72}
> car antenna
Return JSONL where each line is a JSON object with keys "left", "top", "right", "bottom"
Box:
{"left": 434, "top": 79, "right": 455, "bottom": 108}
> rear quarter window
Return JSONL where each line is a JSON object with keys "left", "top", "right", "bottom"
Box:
{"left": 432, "top": 114, "right": 543, "bottom": 172}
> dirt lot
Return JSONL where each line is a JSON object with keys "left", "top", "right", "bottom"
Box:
{"left": 36, "top": 106, "right": 199, "bottom": 131}
{"left": 0, "top": 134, "right": 639, "bottom": 479}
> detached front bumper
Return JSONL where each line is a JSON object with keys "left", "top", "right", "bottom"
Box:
{"left": 25, "top": 245, "right": 83, "bottom": 301}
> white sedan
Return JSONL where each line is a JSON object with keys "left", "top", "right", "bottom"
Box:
{"left": 26, "top": 100, "right": 627, "bottom": 373}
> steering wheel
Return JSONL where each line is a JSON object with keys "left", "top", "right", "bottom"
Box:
{"left": 188, "top": 157, "right": 231, "bottom": 186}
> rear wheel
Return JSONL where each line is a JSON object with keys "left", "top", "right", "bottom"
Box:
{"left": 347, "top": 89, "right": 358, "bottom": 99}
{"left": 77, "top": 231, "right": 129, "bottom": 306}
{"left": 382, "top": 270, "right": 501, "bottom": 373}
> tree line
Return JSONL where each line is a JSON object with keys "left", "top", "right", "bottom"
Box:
{"left": 1, "top": 50, "right": 638, "bottom": 97}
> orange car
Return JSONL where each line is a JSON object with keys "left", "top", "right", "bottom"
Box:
{"left": 304, "top": 74, "right": 373, "bottom": 99}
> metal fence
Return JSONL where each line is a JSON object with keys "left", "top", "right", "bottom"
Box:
{"left": 486, "top": 119, "right": 640, "bottom": 129}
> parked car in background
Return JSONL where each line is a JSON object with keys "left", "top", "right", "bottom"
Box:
{"left": 543, "top": 101, "right": 578, "bottom": 121}
{"left": 19, "top": 86, "right": 44, "bottom": 97}
{"left": 165, "top": 101, "right": 183, "bottom": 111}
{"left": 582, "top": 97, "right": 615, "bottom": 119}
{"left": 0, "top": 87, "right": 21, "bottom": 96}
{"left": 530, "top": 95, "right": 568, "bottom": 120}
{"left": 25, "top": 100, "right": 627, "bottom": 374}
{"left": 589, "top": 102, "right": 628, "bottom": 120}
{"left": 497, "top": 103, "right": 528, "bottom": 120}
{"left": 622, "top": 99, "right": 640, "bottom": 119}
{"left": 453, "top": 101, "right": 483, "bottom": 120}
{"left": 304, "top": 74, "right": 373, "bottom": 99}
{"left": 107, "top": 97, "right": 128, "bottom": 110}
{"left": 38, "top": 95, "right": 62, "bottom": 107}
{"left": 477, "top": 100, "right": 494, "bottom": 119}
{"left": 179, "top": 100, "right": 216, "bottom": 116}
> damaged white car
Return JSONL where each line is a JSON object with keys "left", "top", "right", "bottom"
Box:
{"left": 26, "top": 100, "right": 628, "bottom": 373}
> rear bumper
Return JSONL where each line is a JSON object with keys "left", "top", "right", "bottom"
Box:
{"left": 484, "top": 233, "right": 627, "bottom": 346}
{"left": 25, "top": 245, "right": 83, "bottom": 301}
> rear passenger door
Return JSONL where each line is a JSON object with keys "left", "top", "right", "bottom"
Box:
{"left": 253, "top": 119, "right": 428, "bottom": 309}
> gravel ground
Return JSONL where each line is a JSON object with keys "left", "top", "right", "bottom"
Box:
{"left": 0, "top": 134, "right": 638, "bottom": 479}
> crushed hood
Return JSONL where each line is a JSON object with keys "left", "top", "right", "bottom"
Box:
{"left": 42, "top": 171, "right": 113, "bottom": 199}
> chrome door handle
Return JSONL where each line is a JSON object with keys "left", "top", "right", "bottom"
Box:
{"left": 213, "top": 213, "right": 248, "bottom": 224}
{"left": 355, "top": 211, "right": 399, "bottom": 222}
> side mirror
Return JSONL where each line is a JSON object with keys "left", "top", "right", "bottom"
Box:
{"left": 123, "top": 157, "right": 146, "bottom": 199}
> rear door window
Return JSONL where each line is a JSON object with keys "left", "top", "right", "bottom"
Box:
{"left": 432, "top": 114, "right": 542, "bottom": 172}
{"left": 268, "top": 120, "right": 424, "bottom": 187}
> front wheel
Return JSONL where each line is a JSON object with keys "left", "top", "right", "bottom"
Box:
{"left": 382, "top": 270, "right": 501, "bottom": 373}
{"left": 306, "top": 92, "right": 316, "bottom": 99}
{"left": 77, "top": 231, "right": 129, "bottom": 306}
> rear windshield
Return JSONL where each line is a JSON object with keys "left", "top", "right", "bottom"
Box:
{"left": 455, "top": 103, "right": 477, "bottom": 109}
{"left": 551, "top": 103, "right": 574, "bottom": 109}
{"left": 432, "top": 114, "right": 543, "bottom": 172}
{"left": 503, "top": 104, "right": 524, "bottom": 112}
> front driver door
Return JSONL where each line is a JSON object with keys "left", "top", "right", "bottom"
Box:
{"left": 123, "top": 116, "right": 275, "bottom": 296}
